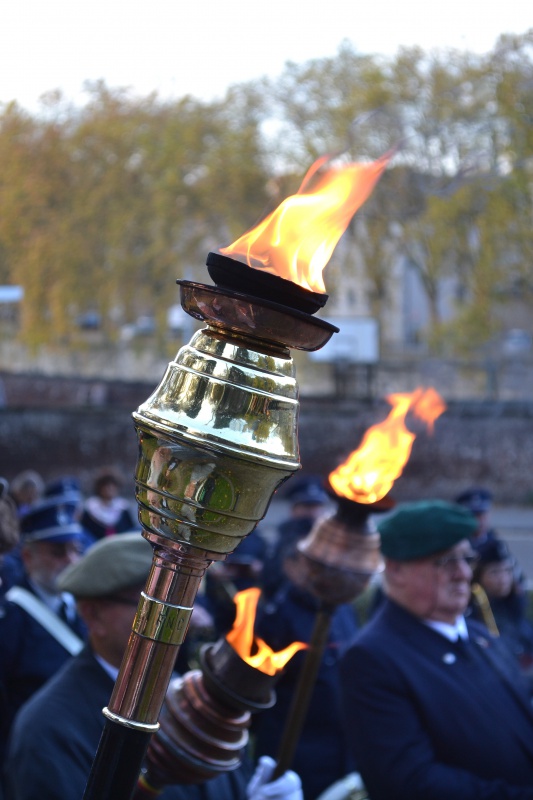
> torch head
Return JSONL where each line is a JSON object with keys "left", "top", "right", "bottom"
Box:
{"left": 290, "top": 481, "right": 394, "bottom": 606}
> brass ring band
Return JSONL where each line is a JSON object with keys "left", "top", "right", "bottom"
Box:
{"left": 102, "top": 707, "right": 160, "bottom": 732}
{"left": 132, "top": 592, "right": 193, "bottom": 645}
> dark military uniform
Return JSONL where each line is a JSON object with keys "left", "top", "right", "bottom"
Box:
{"left": 4, "top": 646, "right": 249, "bottom": 800}
{"left": 0, "top": 493, "right": 88, "bottom": 765}
{"left": 340, "top": 598, "right": 533, "bottom": 800}
{"left": 340, "top": 500, "right": 533, "bottom": 800}
{"left": 253, "top": 582, "right": 359, "bottom": 800}
{"left": 0, "top": 576, "right": 86, "bottom": 760}
{"left": 261, "top": 476, "right": 331, "bottom": 601}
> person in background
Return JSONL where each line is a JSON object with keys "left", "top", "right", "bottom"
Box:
{"left": 80, "top": 466, "right": 137, "bottom": 540}
{"left": 0, "top": 477, "right": 20, "bottom": 791}
{"left": 0, "top": 495, "right": 86, "bottom": 764}
{"left": 455, "top": 486, "right": 497, "bottom": 549}
{"left": 261, "top": 475, "right": 331, "bottom": 600}
{"left": 44, "top": 476, "right": 97, "bottom": 552}
{"left": 7, "top": 471, "right": 44, "bottom": 518}
{"left": 202, "top": 526, "right": 268, "bottom": 639}
{"left": 1, "top": 475, "right": 90, "bottom": 593}
{"left": 2, "top": 471, "right": 45, "bottom": 591}
{"left": 0, "top": 474, "right": 85, "bottom": 592}
{"left": 339, "top": 500, "right": 533, "bottom": 800}
{"left": 469, "top": 537, "right": 533, "bottom": 683}
{"left": 0, "top": 479, "right": 19, "bottom": 592}
{"left": 3, "top": 533, "right": 303, "bottom": 800}
{"left": 253, "top": 542, "right": 359, "bottom": 800}
{"left": 456, "top": 485, "right": 527, "bottom": 594}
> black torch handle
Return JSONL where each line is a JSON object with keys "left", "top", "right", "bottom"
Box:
{"left": 272, "top": 605, "right": 333, "bottom": 780}
{"left": 83, "top": 718, "right": 153, "bottom": 800}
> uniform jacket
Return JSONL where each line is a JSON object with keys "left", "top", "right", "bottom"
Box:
{"left": 469, "top": 591, "right": 533, "bottom": 677}
{"left": 253, "top": 581, "right": 359, "bottom": 799}
{"left": 339, "top": 597, "right": 533, "bottom": 800}
{"left": 0, "top": 576, "right": 87, "bottom": 760}
{"left": 3, "top": 646, "right": 250, "bottom": 800}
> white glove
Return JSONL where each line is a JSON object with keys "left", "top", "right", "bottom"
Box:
{"left": 247, "top": 755, "right": 303, "bottom": 800}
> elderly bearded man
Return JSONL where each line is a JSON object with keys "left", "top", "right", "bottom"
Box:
{"left": 339, "top": 500, "right": 533, "bottom": 800}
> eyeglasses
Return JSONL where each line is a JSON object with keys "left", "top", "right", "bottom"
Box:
{"left": 433, "top": 553, "right": 479, "bottom": 571}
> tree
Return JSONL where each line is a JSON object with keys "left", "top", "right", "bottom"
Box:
{"left": 0, "top": 81, "right": 272, "bottom": 347}
{"left": 1, "top": 33, "right": 533, "bottom": 357}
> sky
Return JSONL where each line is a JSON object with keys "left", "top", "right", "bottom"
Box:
{"left": 1, "top": 0, "right": 531, "bottom": 113}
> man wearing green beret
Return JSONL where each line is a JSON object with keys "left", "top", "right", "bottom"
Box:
{"left": 3, "top": 533, "right": 303, "bottom": 800}
{"left": 339, "top": 499, "right": 533, "bottom": 800}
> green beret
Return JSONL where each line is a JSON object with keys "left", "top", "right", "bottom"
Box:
{"left": 58, "top": 532, "right": 153, "bottom": 597}
{"left": 377, "top": 500, "right": 477, "bottom": 561}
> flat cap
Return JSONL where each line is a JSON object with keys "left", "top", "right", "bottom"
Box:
{"left": 58, "top": 532, "right": 153, "bottom": 597}
{"left": 378, "top": 500, "right": 478, "bottom": 561}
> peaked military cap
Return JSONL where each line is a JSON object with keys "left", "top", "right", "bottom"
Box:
{"left": 58, "top": 532, "right": 153, "bottom": 597}
{"left": 45, "top": 476, "right": 83, "bottom": 505}
{"left": 378, "top": 500, "right": 478, "bottom": 561}
{"left": 455, "top": 486, "right": 493, "bottom": 515}
{"left": 21, "top": 497, "right": 84, "bottom": 544}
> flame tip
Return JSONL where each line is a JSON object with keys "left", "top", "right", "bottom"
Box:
{"left": 227, "top": 588, "right": 306, "bottom": 674}
{"left": 328, "top": 387, "right": 445, "bottom": 504}
{"left": 221, "top": 151, "right": 391, "bottom": 294}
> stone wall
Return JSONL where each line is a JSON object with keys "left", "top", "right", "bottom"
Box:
{"left": 0, "top": 408, "right": 140, "bottom": 495}
{"left": 297, "top": 399, "right": 533, "bottom": 505}
{"left": 0, "top": 371, "right": 153, "bottom": 410}
{"left": 1, "top": 384, "right": 532, "bottom": 505}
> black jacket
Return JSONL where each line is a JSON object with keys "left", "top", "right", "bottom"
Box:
{"left": 4, "top": 646, "right": 249, "bottom": 800}
{"left": 0, "top": 577, "right": 86, "bottom": 761}
{"left": 340, "top": 597, "right": 533, "bottom": 800}
{"left": 253, "top": 581, "right": 359, "bottom": 799}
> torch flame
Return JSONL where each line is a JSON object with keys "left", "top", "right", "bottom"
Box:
{"left": 328, "top": 387, "right": 446, "bottom": 505}
{"left": 220, "top": 152, "right": 391, "bottom": 293}
{"left": 226, "top": 587, "right": 306, "bottom": 676}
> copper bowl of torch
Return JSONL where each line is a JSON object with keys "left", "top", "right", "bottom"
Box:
{"left": 295, "top": 493, "right": 388, "bottom": 606}
{"left": 200, "top": 637, "right": 277, "bottom": 712}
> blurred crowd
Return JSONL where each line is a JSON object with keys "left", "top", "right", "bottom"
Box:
{"left": 1, "top": 468, "right": 533, "bottom": 799}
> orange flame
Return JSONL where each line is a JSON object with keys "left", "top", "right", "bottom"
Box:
{"left": 328, "top": 387, "right": 446, "bottom": 505}
{"left": 220, "top": 152, "right": 391, "bottom": 293}
{"left": 226, "top": 587, "right": 306, "bottom": 676}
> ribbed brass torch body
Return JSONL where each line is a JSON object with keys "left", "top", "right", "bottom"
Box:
{"left": 103, "top": 279, "right": 337, "bottom": 735}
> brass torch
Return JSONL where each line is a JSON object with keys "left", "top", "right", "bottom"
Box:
{"left": 83, "top": 254, "right": 337, "bottom": 800}
{"left": 272, "top": 487, "right": 391, "bottom": 780}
